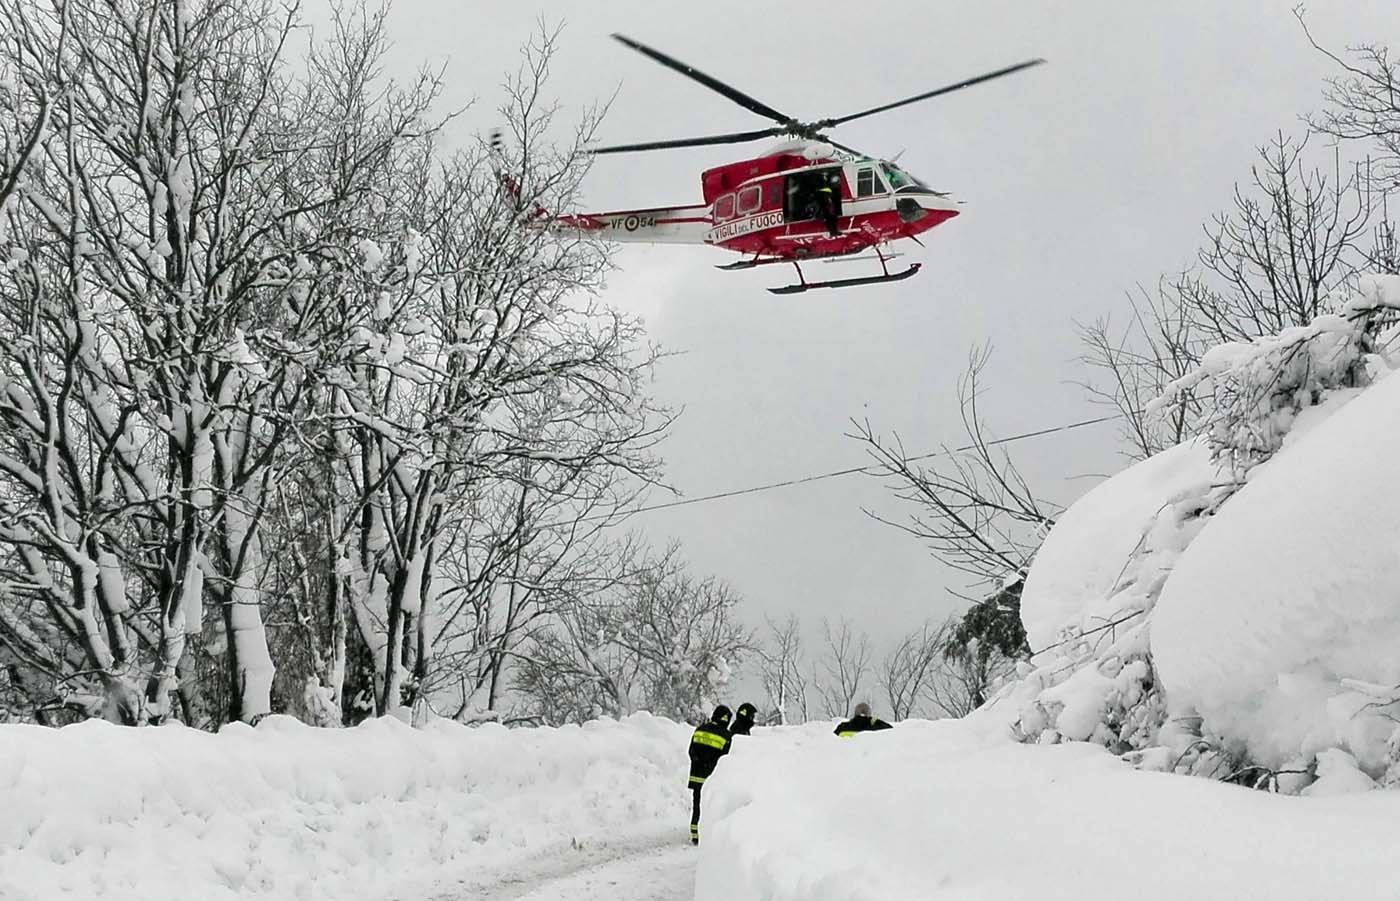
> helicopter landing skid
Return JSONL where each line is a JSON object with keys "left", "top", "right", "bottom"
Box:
{"left": 715, "top": 256, "right": 793, "bottom": 271}
{"left": 767, "top": 258, "right": 921, "bottom": 295}
{"left": 716, "top": 249, "right": 898, "bottom": 271}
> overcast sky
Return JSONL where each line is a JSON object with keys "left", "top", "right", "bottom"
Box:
{"left": 334, "top": 1, "right": 1400, "bottom": 650}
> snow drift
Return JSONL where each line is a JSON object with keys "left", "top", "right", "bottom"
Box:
{"left": 1019, "top": 438, "right": 1220, "bottom": 653}
{"left": 695, "top": 719, "right": 1400, "bottom": 901}
{"left": 0, "top": 713, "right": 690, "bottom": 901}
{"left": 986, "top": 438, "right": 1228, "bottom": 752}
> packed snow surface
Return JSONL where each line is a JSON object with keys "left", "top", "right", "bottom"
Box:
{"left": 0, "top": 713, "right": 691, "bottom": 901}
{"left": 1019, "top": 438, "right": 1218, "bottom": 651}
{"left": 696, "top": 719, "right": 1400, "bottom": 901}
{"left": 1153, "top": 367, "right": 1400, "bottom": 774}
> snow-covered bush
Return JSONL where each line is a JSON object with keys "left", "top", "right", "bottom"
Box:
{"left": 1148, "top": 278, "right": 1398, "bottom": 475}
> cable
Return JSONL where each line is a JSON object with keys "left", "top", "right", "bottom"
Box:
{"left": 587, "top": 412, "right": 1120, "bottom": 522}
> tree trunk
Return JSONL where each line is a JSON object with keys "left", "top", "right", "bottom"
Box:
{"left": 223, "top": 503, "right": 274, "bottom": 722}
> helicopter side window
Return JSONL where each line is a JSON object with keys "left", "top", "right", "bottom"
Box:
{"left": 737, "top": 185, "right": 762, "bottom": 216}
{"left": 715, "top": 193, "right": 736, "bottom": 221}
{"left": 856, "top": 167, "right": 886, "bottom": 198}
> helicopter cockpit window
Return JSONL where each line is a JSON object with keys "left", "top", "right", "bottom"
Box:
{"left": 856, "top": 167, "right": 886, "bottom": 198}
{"left": 880, "top": 163, "right": 930, "bottom": 193}
{"left": 715, "top": 193, "right": 736, "bottom": 220}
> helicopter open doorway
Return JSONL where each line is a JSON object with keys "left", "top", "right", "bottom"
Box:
{"left": 783, "top": 166, "right": 845, "bottom": 231}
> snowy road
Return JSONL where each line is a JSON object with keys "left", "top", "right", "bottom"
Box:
{"left": 432, "top": 832, "right": 696, "bottom": 900}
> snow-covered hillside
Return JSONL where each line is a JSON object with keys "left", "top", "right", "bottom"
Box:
{"left": 0, "top": 714, "right": 691, "bottom": 901}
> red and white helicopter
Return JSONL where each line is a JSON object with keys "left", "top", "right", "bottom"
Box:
{"left": 549, "top": 35, "right": 1044, "bottom": 294}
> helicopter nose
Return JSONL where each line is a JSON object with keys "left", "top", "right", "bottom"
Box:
{"left": 896, "top": 197, "right": 926, "bottom": 223}
{"left": 897, "top": 192, "right": 960, "bottom": 224}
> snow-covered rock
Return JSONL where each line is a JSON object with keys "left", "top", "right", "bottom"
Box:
{"left": 1152, "top": 366, "right": 1400, "bottom": 776}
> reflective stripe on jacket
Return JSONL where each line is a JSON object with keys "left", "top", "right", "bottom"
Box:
{"left": 687, "top": 721, "right": 732, "bottom": 786}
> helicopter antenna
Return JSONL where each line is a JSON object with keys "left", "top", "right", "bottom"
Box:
{"left": 591, "top": 35, "right": 1044, "bottom": 156}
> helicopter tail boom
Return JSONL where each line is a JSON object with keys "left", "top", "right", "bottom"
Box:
{"left": 556, "top": 204, "right": 712, "bottom": 244}
{"left": 491, "top": 137, "right": 710, "bottom": 245}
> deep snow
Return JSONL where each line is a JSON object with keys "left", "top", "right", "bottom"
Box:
{"left": 997, "top": 286, "right": 1400, "bottom": 785}
{"left": 1018, "top": 438, "right": 1220, "bottom": 653}
{"left": 0, "top": 713, "right": 691, "bottom": 901}
{"left": 4, "top": 709, "right": 1397, "bottom": 901}
{"left": 695, "top": 719, "right": 1400, "bottom": 901}
{"left": 1153, "top": 365, "right": 1400, "bottom": 776}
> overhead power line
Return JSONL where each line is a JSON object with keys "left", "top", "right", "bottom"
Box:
{"left": 601, "top": 412, "right": 1120, "bottom": 521}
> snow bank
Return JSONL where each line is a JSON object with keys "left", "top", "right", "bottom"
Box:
{"left": 696, "top": 719, "right": 1400, "bottom": 901}
{"left": 1019, "top": 439, "right": 1219, "bottom": 651}
{"left": 988, "top": 438, "right": 1226, "bottom": 751}
{"left": 0, "top": 713, "right": 690, "bottom": 901}
{"left": 1153, "top": 367, "right": 1400, "bottom": 776}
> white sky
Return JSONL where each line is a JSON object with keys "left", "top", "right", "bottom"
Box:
{"left": 342, "top": 0, "right": 1400, "bottom": 650}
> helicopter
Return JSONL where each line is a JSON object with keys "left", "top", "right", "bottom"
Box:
{"left": 515, "top": 35, "right": 1044, "bottom": 294}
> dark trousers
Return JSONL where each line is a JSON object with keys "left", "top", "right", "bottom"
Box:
{"left": 690, "top": 785, "right": 702, "bottom": 844}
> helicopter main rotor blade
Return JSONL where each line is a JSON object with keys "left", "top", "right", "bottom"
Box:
{"left": 611, "top": 33, "right": 794, "bottom": 125}
{"left": 814, "top": 134, "right": 867, "bottom": 157}
{"left": 590, "top": 126, "right": 786, "bottom": 155}
{"left": 824, "top": 58, "right": 1046, "bottom": 127}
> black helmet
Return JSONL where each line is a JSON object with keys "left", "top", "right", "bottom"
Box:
{"left": 711, "top": 704, "right": 732, "bottom": 725}
{"left": 736, "top": 702, "right": 757, "bottom": 720}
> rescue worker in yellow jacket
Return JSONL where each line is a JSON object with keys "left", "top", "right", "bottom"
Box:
{"left": 687, "top": 704, "right": 733, "bottom": 845}
{"left": 814, "top": 178, "right": 840, "bottom": 237}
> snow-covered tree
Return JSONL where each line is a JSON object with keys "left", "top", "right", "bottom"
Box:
{"left": 811, "top": 617, "right": 872, "bottom": 719}
{"left": 853, "top": 348, "right": 1056, "bottom": 591}
{"left": 1306, "top": 14, "right": 1400, "bottom": 194}
{"left": 312, "top": 30, "right": 667, "bottom": 722}
{"left": 515, "top": 541, "right": 749, "bottom": 726}
{"left": 0, "top": 3, "right": 670, "bottom": 730}
{"left": 756, "top": 613, "right": 808, "bottom": 725}
{"left": 877, "top": 620, "right": 943, "bottom": 720}
{"left": 0, "top": 0, "right": 55, "bottom": 238}
{"left": 0, "top": 0, "right": 391, "bottom": 723}
{"left": 1081, "top": 132, "right": 1387, "bottom": 459}
{"left": 426, "top": 453, "right": 651, "bottom": 722}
